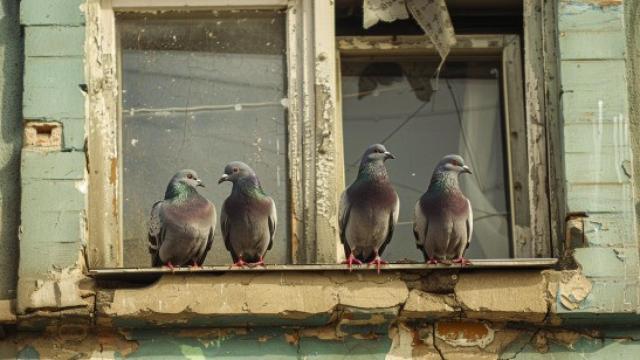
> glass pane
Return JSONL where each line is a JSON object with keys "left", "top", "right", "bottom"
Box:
{"left": 118, "top": 11, "right": 288, "bottom": 267}
{"left": 340, "top": 57, "right": 510, "bottom": 261}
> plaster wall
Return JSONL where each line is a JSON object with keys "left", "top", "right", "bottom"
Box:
{"left": 4, "top": 0, "right": 640, "bottom": 359}
{"left": 0, "top": 0, "right": 22, "bottom": 301}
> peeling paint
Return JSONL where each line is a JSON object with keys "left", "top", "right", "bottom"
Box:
{"left": 558, "top": 272, "right": 592, "bottom": 311}
{"left": 21, "top": 253, "right": 94, "bottom": 314}
{"left": 435, "top": 320, "right": 495, "bottom": 349}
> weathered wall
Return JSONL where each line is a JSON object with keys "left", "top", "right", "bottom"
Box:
{"left": 1, "top": 269, "right": 639, "bottom": 359}
{"left": 17, "top": 0, "right": 89, "bottom": 315}
{"left": 4, "top": 0, "right": 640, "bottom": 359}
{"left": 558, "top": 0, "right": 640, "bottom": 322}
{"left": 3, "top": 320, "right": 640, "bottom": 359}
{"left": 0, "top": 0, "right": 23, "bottom": 301}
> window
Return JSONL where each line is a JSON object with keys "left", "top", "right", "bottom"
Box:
{"left": 118, "top": 11, "right": 289, "bottom": 266}
{"left": 87, "top": 0, "right": 556, "bottom": 271}
{"left": 337, "top": 35, "right": 525, "bottom": 261}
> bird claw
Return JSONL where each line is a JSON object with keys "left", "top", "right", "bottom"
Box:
{"left": 164, "top": 262, "right": 177, "bottom": 273}
{"left": 341, "top": 254, "right": 363, "bottom": 272}
{"left": 427, "top": 258, "right": 439, "bottom": 265}
{"left": 229, "top": 259, "right": 248, "bottom": 269}
{"left": 453, "top": 257, "right": 472, "bottom": 266}
{"left": 249, "top": 257, "right": 267, "bottom": 268}
{"left": 188, "top": 261, "right": 201, "bottom": 270}
{"left": 367, "top": 256, "right": 388, "bottom": 275}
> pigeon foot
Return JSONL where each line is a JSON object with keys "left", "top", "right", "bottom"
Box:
{"left": 249, "top": 256, "right": 266, "bottom": 268}
{"left": 427, "top": 258, "right": 440, "bottom": 265}
{"left": 188, "top": 261, "right": 202, "bottom": 270}
{"left": 453, "top": 257, "right": 472, "bottom": 266}
{"left": 367, "top": 256, "right": 388, "bottom": 275}
{"left": 164, "top": 262, "right": 177, "bottom": 273}
{"left": 341, "top": 253, "right": 363, "bottom": 272}
{"left": 229, "top": 258, "right": 248, "bottom": 269}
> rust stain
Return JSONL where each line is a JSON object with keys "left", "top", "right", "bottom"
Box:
{"left": 437, "top": 321, "right": 489, "bottom": 342}
{"left": 110, "top": 157, "right": 118, "bottom": 219}
{"left": 109, "top": 157, "right": 118, "bottom": 185}
{"left": 284, "top": 331, "right": 300, "bottom": 346}
{"left": 581, "top": 0, "right": 622, "bottom": 6}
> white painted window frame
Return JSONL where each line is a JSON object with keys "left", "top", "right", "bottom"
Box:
{"left": 86, "top": 0, "right": 315, "bottom": 268}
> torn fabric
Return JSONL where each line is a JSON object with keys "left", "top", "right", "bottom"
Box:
{"left": 362, "top": 0, "right": 457, "bottom": 79}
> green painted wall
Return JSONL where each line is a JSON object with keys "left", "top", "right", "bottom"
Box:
{"left": 557, "top": 0, "right": 640, "bottom": 320}
{"left": 17, "top": 0, "right": 86, "bottom": 309}
{"left": 0, "top": 0, "right": 23, "bottom": 300}
{"left": 6, "top": 1, "right": 640, "bottom": 359}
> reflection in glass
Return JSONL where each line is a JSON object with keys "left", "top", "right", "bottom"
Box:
{"left": 118, "top": 11, "right": 288, "bottom": 267}
{"left": 341, "top": 58, "right": 510, "bottom": 261}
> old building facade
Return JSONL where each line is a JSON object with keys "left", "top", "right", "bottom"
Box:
{"left": 0, "top": 0, "right": 639, "bottom": 358}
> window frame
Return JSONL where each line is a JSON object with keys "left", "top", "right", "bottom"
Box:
{"left": 334, "top": 34, "right": 533, "bottom": 259}
{"left": 87, "top": 0, "right": 305, "bottom": 268}
{"left": 86, "top": 0, "right": 558, "bottom": 270}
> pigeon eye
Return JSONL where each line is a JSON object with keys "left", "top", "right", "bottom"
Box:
{"left": 233, "top": 168, "right": 239, "bottom": 173}
{"left": 186, "top": 173, "right": 193, "bottom": 179}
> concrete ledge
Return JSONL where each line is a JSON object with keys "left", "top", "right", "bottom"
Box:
{"left": 97, "top": 272, "right": 409, "bottom": 328}
{"left": 0, "top": 299, "right": 16, "bottom": 324}
{"left": 454, "top": 271, "right": 549, "bottom": 322}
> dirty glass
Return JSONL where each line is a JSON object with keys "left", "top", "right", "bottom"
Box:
{"left": 118, "top": 11, "right": 288, "bottom": 267}
{"left": 340, "top": 57, "right": 511, "bottom": 261}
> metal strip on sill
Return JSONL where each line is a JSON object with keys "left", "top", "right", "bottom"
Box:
{"left": 88, "top": 258, "right": 558, "bottom": 279}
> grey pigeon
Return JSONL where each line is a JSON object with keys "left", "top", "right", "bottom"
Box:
{"left": 339, "top": 144, "right": 399, "bottom": 273}
{"left": 218, "top": 161, "right": 277, "bottom": 267}
{"left": 413, "top": 154, "right": 473, "bottom": 265}
{"left": 148, "top": 170, "right": 216, "bottom": 269}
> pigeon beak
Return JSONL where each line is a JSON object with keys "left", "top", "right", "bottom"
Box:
{"left": 384, "top": 151, "right": 396, "bottom": 160}
{"left": 218, "top": 174, "right": 229, "bottom": 184}
{"left": 196, "top": 179, "right": 205, "bottom": 188}
{"left": 462, "top": 165, "right": 472, "bottom": 174}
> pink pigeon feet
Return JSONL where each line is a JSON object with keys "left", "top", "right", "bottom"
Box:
{"left": 249, "top": 256, "right": 267, "bottom": 268}
{"left": 230, "top": 258, "right": 248, "bottom": 269}
{"left": 427, "top": 258, "right": 440, "bottom": 265}
{"left": 342, "top": 253, "right": 363, "bottom": 272}
{"left": 453, "top": 257, "right": 472, "bottom": 266}
{"left": 367, "top": 256, "right": 388, "bottom": 275}
{"left": 164, "top": 262, "right": 177, "bottom": 272}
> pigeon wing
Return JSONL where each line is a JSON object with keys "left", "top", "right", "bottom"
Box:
{"left": 338, "top": 190, "right": 351, "bottom": 245}
{"left": 267, "top": 197, "right": 277, "bottom": 250}
{"left": 465, "top": 199, "right": 473, "bottom": 250}
{"left": 378, "top": 194, "right": 399, "bottom": 256}
{"left": 220, "top": 199, "right": 232, "bottom": 253}
{"left": 148, "top": 200, "right": 164, "bottom": 267}
{"left": 196, "top": 202, "right": 216, "bottom": 266}
{"left": 413, "top": 200, "right": 429, "bottom": 261}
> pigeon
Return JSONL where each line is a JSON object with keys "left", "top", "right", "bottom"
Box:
{"left": 339, "top": 144, "right": 399, "bottom": 273}
{"left": 218, "top": 161, "right": 277, "bottom": 267}
{"left": 148, "top": 170, "right": 216, "bottom": 269}
{"left": 413, "top": 154, "right": 473, "bottom": 265}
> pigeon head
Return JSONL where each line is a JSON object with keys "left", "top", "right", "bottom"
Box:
{"left": 218, "top": 161, "right": 256, "bottom": 184}
{"left": 360, "top": 144, "right": 396, "bottom": 166}
{"left": 171, "top": 169, "right": 204, "bottom": 188}
{"left": 435, "top": 154, "right": 472, "bottom": 175}
{"left": 164, "top": 169, "right": 204, "bottom": 200}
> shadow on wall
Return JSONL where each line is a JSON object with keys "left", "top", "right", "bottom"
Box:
{"left": 0, "top": 0, "right": 23, "bottom": 300}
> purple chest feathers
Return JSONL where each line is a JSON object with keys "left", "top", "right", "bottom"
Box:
{"left": 225, "top": 195, "right": 271, "bottom": 218}
{"left": 421, "top": 191, "right": 469, "bottom": 218}
{"left": 349, "top": 180, "right": 397, "bottom": 210}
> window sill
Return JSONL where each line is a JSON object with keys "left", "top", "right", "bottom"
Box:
{"left": 93, "top": 259, "right": 560, "bottom": 329}
{"left": 89, "top": 258, "right": 558, "bottom": 280}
